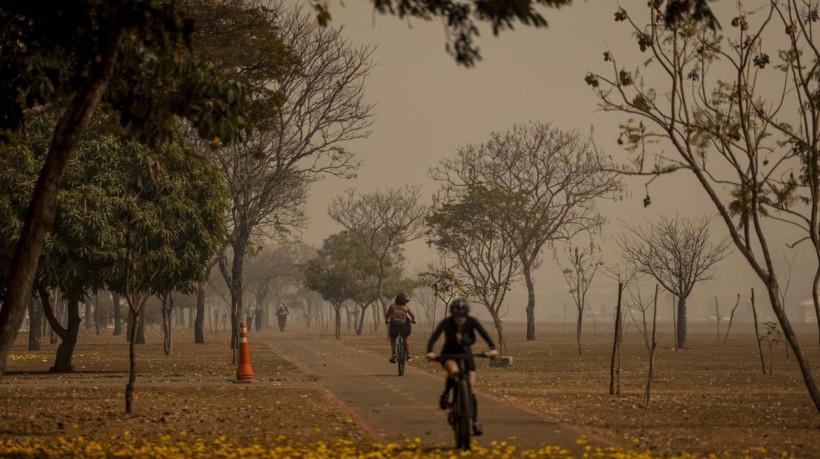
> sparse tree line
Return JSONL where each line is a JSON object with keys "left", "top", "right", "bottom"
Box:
{"left": 3, "top": 0, "right": 820, "bottom": 420}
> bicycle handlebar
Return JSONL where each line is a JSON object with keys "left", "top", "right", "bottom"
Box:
{"left": 432, "top": 351, "right": 495, "bottom": 361}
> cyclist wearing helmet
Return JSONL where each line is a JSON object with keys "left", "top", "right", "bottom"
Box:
{"left": 426, "top": 298, "right": 498, "bottom": 436}
{"left": 385, "top": 292, "right": 416, "bottom": 363}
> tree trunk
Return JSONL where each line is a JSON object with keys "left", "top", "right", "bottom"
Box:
{"left": 576, "top": 307, "right": 584, "bottom": 357}
{"left": 490, "top": 314, "right": 505, "bottom": 354}
{"left": 334, "top": 304, "right": 341, "bottom": 340}
{"left": 355, "top": 304, "right": 369, "bottom": 335}
{"left": 645, "top": 284, "right": 660, "bottom": 406}
{"left": 84, "top": 300, "right": 92, "bottom": 329}
{"left": 28, "top": 295, "right": 42, "bottom": 351}
{"left": 220, "top": 233, "right": 249, "bottom": 363}
{"left": 195, "top": 280, "right": 206, "bottom": 344}
{"left": 51, "top": 295, "right": 81, "bottom": 373}
{"left": 677, "top": 295, "right": 688, "bottom": 349}
{"left": 136, "top": 314, "right": 145, "bottom": 345}
{"left": 126, "top": 308, "right": 134, "bottom": 342}
{"left": 94, "top": 294, "right": 101, "bottom": 335}
{"left": 343, "top": 305, "right": 352, "bottom": 330}
{"left": 609, "top": 282, "right": 623, "bottom": 395}
{"left": 523, "top": 263, "right": 536, "bottom": 341}
{"left": 113, "top": 293, "right": 122, "bottom": 336}
{"left": 0, "top": 24, "right": 124, "bottom": 376}
{"left": 126, "top": 307, "right": 139, "bottom": 414}
{"left": 813, "top": 267, "right": 820, "bottom": 347}
{"left": 764, "top": 282, "right": 820, "bottom": 413}
{"left": 161, "top": 293, "right": 173, "bottom": 355}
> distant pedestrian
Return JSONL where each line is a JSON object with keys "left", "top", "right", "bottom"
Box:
{"left": 275, "top": 303, "right": 289, "bottom": 332}
{"left": 254, "top": 305, "right": 263, "bottom": 332}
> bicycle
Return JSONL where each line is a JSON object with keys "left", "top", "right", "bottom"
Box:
{"left": 389, "top": 320, "right": 415, "bottom": 376}
{"left": 434, "top": 352, "right": 492, "bottom": 450}
{"left": 396, "top": 334, "right": 407, "bottom": 376}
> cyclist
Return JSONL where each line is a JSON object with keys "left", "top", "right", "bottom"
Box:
{"left": 385, "top": 292, "right": 416, "bottom": 363}
{"left": 425, "top": 299, "right": 498, "bottom": 436}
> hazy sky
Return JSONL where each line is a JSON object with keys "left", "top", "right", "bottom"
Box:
{"left": 295, "top": 0, "right": 814, "bottom": 323}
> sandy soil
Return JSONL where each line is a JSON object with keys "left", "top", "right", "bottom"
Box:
{"left": 2, "top": 319, "right": 819, "bottom": 458}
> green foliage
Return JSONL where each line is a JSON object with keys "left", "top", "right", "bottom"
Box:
{"left": 301, "top": 232, "right": 374, "bottom": 307}
{"left": 315, "top": 0, "right": 571, "bottom": 67}
{"left": 0, "top": 112, "right": 226, "bottom": 299}
{"left": 419, "top": 267, "right": 466, "bottom": 307}
{"left": 0, "top": 0, "right": 254, "bottom": 147}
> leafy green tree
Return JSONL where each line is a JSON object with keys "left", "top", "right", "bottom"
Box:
{"left": 426, "top": 184, "right": 522, "bottom": 350}
{"left": 104, "top": 141, "right": 225, "bottom": 414}
{"left": 1, "top": 114, "right": 130, "bottom": 372}
{"left": 301, "top": 232, "right": 370, "bottom": 339}
{"left": 1, "top": 113, "right": 224, "bottom": 378}
{"left": 0, "top": 0, "right": 251, "bottom": 375}
{"left": 328, "top": 186, "right": 428, "bottom": 321}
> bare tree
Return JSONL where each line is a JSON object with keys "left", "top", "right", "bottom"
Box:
{"left": 328, "top": 185, "right": 428, "bottom": 318}
{"left": 618, "top": 216, "right": 729, "bottom": 348}
{"left": 207, "top": 2, "right": 375, "bottom": 357}
{"left": 588, "top": 1, "right": 820, "bottom": 411}
{"left": 559, "top": 243, "right": 603, "bottom": 357}
{"left": 429, "top": 122, "right": 620, "bottom": 340}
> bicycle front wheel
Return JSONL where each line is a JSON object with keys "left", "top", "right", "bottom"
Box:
{"left": 454, "top": 378, "right": 472, "bottom": 450}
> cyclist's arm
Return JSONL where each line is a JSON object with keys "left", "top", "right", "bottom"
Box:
{"left": 426, "top": 319, "right": 446, "bottom": 353}
{"left": 472, "top": 318, "right": 497, "bottom": 350}
{"left": 384, "top": 304, "right": 394, "bottom": 322}
{"left": 406, "top": 306, "right": 416, "bottom": 322}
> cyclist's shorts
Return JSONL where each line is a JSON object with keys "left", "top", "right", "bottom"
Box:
{"left": 388, "top": 322, "right": 412, "bottom": 339}
{"left": 439, "top": 346, "right": 476, "bottom": 372}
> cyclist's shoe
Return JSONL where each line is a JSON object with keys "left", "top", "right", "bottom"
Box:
{"left": 389, "top": 354, "right": 397, "bottom": 363}
{"left": 406, "top": 354, "right": 413, "bottom": 362}
{"left": 472, "top": 422, "right": 483, "bottom": 436}
{"left": 438, "top": 392, "right": 449, "bottom": 410}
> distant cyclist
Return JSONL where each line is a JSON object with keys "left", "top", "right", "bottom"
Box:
{"left": 385, "top": 292, "right": 416, "bottom": 363}
{"left": 426, "top": 299, "right": 497, "bottom": 436}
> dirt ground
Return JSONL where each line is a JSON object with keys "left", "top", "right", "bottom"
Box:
{"left": 0, "top": 327, "right": 368, "bottom": 449}
{"left": 2, "top": 320, "right": 820, "bottom": 458}
{"left": 342, "top": 320, "right": 820, "bottom": 458}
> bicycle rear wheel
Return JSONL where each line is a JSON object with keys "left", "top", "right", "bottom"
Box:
{"left": 397, "top": 338, "right": 406, "bottom": 376}
{"left": 453, "top": 378, "right": 472, "bottom": 450}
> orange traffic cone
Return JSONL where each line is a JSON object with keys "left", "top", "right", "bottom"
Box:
{"left": 235, "top": 322, "right": 255, "bottom": 383}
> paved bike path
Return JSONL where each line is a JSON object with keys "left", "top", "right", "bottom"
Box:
{"left": 267, "top": 334, "right": 614, "bottom": 451}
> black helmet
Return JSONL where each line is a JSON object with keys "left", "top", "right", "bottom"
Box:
{"left": 395, "top": 292, "right": 409, "bottom": 305}
{"left": 449, "top": 299, "right": 470, "bottom": 316}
